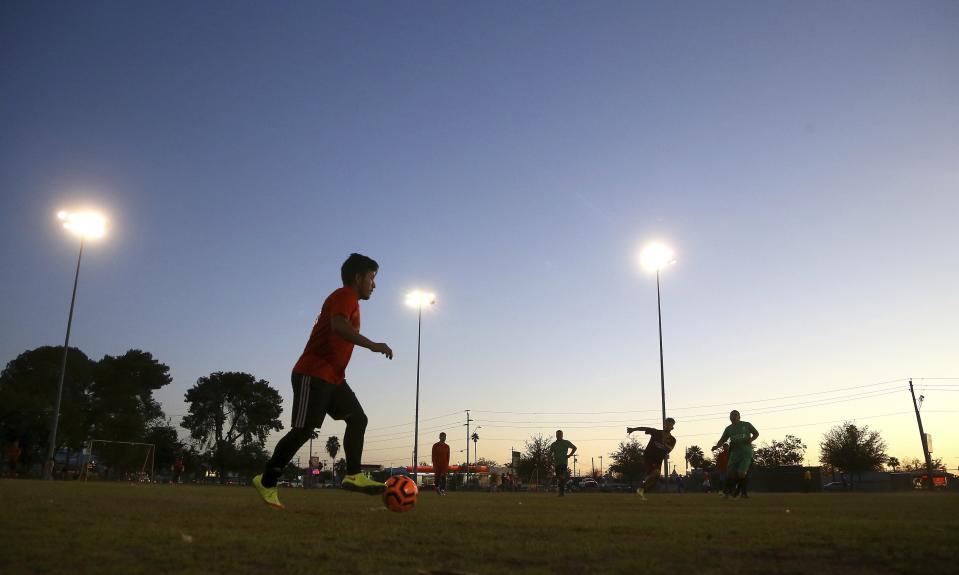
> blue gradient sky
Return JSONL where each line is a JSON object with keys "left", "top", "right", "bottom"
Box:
{"left": 2, "top": 1, "right": 957, "bottom": 473}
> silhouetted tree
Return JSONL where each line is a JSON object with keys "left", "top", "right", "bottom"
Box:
{"left": 0, "top": 346, "right": 96, "bottom": 462}
{"left": 181, "top": 372, "right": 282, "bottom": 483}
{"left": 518, "top": 434, "right": 553, "bottom": 485}
{"left": 754, "top": 435, "right": 807, "bottom": 467}
{"left": 608, "top": 437, "right": 646, "bottom": 483}
{"left": 89, "top": 349, "right": 172, "bottom": 441}
{"left": 820, "top": 422, "right": 887, "bottom": 488}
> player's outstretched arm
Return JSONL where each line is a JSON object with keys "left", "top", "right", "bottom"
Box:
{"left": 331, "top": 315, "right": 394, "bottom": 359}
{"left": 711, "top": 430, "right": 730, "bottom": 452}
{"left": 627, "top": 426, "right": 654, "bottom": 434}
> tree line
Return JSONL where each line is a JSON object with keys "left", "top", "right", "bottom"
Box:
{"left": 0, "top": 346, "right": 286, "bottom": 482}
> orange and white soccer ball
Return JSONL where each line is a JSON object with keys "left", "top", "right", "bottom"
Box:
{"left": 383, "top": 475, "right": 418, "bottom": 512}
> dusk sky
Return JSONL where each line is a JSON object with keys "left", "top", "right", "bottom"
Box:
{"left": 2, "top": 1, "right": 957, "bottom": 474}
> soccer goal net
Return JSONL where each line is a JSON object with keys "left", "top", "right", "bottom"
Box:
{"left": 81, "top": 440, "right": 155, "bottom": 483}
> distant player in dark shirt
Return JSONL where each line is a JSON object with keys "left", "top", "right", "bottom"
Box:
{"left": 550, "top": 430, "right": 577, "bottom": 497}
{"left": 627, "top": 417, "right": 676, "bottom": 500}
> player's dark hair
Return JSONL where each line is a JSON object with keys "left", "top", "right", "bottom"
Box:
{"left": 341, "top": 253, "right": 379, "bottom": 285}
{"left": 665, "top": 417, "right": 675, "bottom": 425}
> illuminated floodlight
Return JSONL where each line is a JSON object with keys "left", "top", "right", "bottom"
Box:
{"left": 639, "top": 242, "right": 676, "bottom": 273}
{"left": 58, "top": 210, "right": 107, "bottom": 239}
{"left": 405, "top": 290, "right": 437, "bottom": 308}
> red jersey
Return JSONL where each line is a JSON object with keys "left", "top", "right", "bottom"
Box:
{"left": 716, "top": 447, "right": 730, "bottom": 473}
{"left": 292, "top": 286, "right": 360, "bottom": 385}
{"left": 431, "top": 441, "right": 450, "bottom": 474}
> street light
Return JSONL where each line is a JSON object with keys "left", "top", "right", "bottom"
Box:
{"left": 45, "top": 210, "right": 107, "bottom": 479}
{"left": 406, "top": 290, "right": 436, "bottom": 484}
{"left": 639, "top": 241, "right": 676, "bottom": 489}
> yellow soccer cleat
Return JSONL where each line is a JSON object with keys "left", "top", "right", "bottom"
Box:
{"left": 341, "top": 473, "right": 386, "bottom": 495}
{"left": 253, "top": 474, "right": 284, "bottom": 509}
{"left": 636, "top": 487, "right": 647, "bottom": 501}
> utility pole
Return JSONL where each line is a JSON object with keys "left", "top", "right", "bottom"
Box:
{"left": 909, "top": 379, "right": 936, "bottom": 491}
{"left": 592, "top": 456, "right": 595, "bottom": 477}
{"left": 464, "top": 410, "right": 473, "bottom": 487}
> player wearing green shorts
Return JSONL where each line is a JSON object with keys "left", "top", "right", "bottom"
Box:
{"left": 711, "top": 410, "right": 758, "bottom": 499}
{"left": 550, "top": 430, "right": 577, "bottom": 497}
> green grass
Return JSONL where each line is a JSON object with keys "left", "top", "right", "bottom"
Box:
{"left": 1, "top": 480, "right": 957, "bottom": 574}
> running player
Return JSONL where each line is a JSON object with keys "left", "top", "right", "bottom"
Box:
{"left": 627, "top": 417, "right": 676, "bottom": 500}
{"left": 551, "top": 430, "right": 577, "bottom": 497}
{"left": 711, "top": 410, "right": 759, "bottom": 499}
{"left": 253, "top": 253, "right": 393, "bottom": 509}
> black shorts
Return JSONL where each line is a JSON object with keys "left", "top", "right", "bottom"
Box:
{"left": 289, "top": 372, "right": 364, "bottom": 429}
{"left": 645, "top": 452, "right": 665, "bottom": 473}
{"left": 555, "top": 465, "right": 569, "bottom": 477}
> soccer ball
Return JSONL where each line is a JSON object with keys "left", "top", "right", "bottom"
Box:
{"left": 383, "top": 475, "right": 418, "bottom": 512}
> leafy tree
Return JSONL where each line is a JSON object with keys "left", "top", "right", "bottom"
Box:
{"left": 326, "top": 435, "right": 340, "bottom": 462}
{"left": 608, "top": 437, "right": 646, "bottom": 483}
{"left": 902, "top": 457, "right": 945, "bottom": 471}
{"left": 333, "top": 457, "right": 347, "bottom": 478}
{"left": 475, "top": 457, "right": 498, "bottom": 467}
{"left": 89, "top": 350, "right": 172, "bottom": 441}
{"left": 517, "top": 434, "right": 553, "bottom": 485}
{"left": 181, "top": 372, "right": 283, "bottom": 483}
{"left": 754, "top": 435, "right": 807, "bottom": 467}
{"left": 886, "top": 456, "right": 901, "bottom": 471}
{"left": 144, "top": 420, "right": 186, "bottom": 473}
{"left": 0, "top": 346, "right": 96, "bottom": 461}
{"left": 685, "top": 445, "right": 712, "bottom": 470}
{"left": 819, "top": 422, "right": 888, "bottom": 487}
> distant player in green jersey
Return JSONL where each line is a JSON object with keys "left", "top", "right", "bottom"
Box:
{"left": 711, "top": 410, "right": 759, "bottom": 499}
{"left": 550, "top": 430, "right": 577, "bottom": 497}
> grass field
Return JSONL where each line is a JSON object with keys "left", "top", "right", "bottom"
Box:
{"left": 1, "top": 480, "right": 957, "bottom": 575}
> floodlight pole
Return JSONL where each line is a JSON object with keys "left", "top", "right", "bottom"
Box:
{"left": 909, "top": 379, "right": 936, "bottom": 491}
{"left": 413, "top": 304, "right": 423, "bottom": 483}
{"left": 656, "top": 268, "right": 669, "bottom": 491}
{"left": 45, "top": 238, "right": 84, "bottom": 480}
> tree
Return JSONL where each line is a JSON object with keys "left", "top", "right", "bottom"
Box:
{"left": 475, "top": 457, "right": 498, "bottom": 467}
{"left": 325, "top": 435, "right": 340, "bottom": 462}
{"left": 902, "top": 457, "right": 945, "bottom": 471}
{"left": 89, "top": 349, "right": 172, "bottom": 442}
{"left": 754, "top": 435, "right": 807, "bottom": 467}
{"left": 886, "top": 457, "right": 901, "bottom": 471}
{"left": 517, "top": 434, "right": 553, "bottom": 485}
{"left": 333, "top": 458, "right": 347, "bottom": 478}
{"left": 819, "top": 422, "right": 888, "bottom": 487}
{"left": 685, "top": 445, "right": 712, "bottom": 471}
{"left": 608, "top": 437, "right": 646, "bottom": 483}
{"left": 0, "top": 346, "right": 96, "bottom": 462}
{"left": 181, "top": 372, "right": 283, "bottom": 483}
{"left": 144, "top": 420, "right": 186, "bottom": 473}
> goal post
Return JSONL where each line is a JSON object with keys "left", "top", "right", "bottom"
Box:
{"left": 81, "top": 440, "right": 156, "bottom": 483}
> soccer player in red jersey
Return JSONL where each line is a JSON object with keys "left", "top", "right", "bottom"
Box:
{"left": 431, "top": 432, "right": 450, "bottom": 495}
{"left": 627, "top": 417, "right": 676, "bottom": 500}
{"left": 253, "top": 253, "right": 393, "bottom": 509}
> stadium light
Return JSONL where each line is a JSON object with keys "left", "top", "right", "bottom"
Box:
{"left": 45, "top": 210, "right": 109, "bottom": 479}
{"left": 639, "top": 241, "right": 676, "bottom": 489}
{"left": 406, "top": 290, "right": 436, "bottom": 484}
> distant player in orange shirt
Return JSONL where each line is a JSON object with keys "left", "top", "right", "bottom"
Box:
{"left": 253, "top": 253, "right": 394, "bottom": 509}
{"left": 6, "top": 440, "right": 22, "bottom": 478}
{"left": 431, "top": 432, "right": 451, "bottom": 495}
